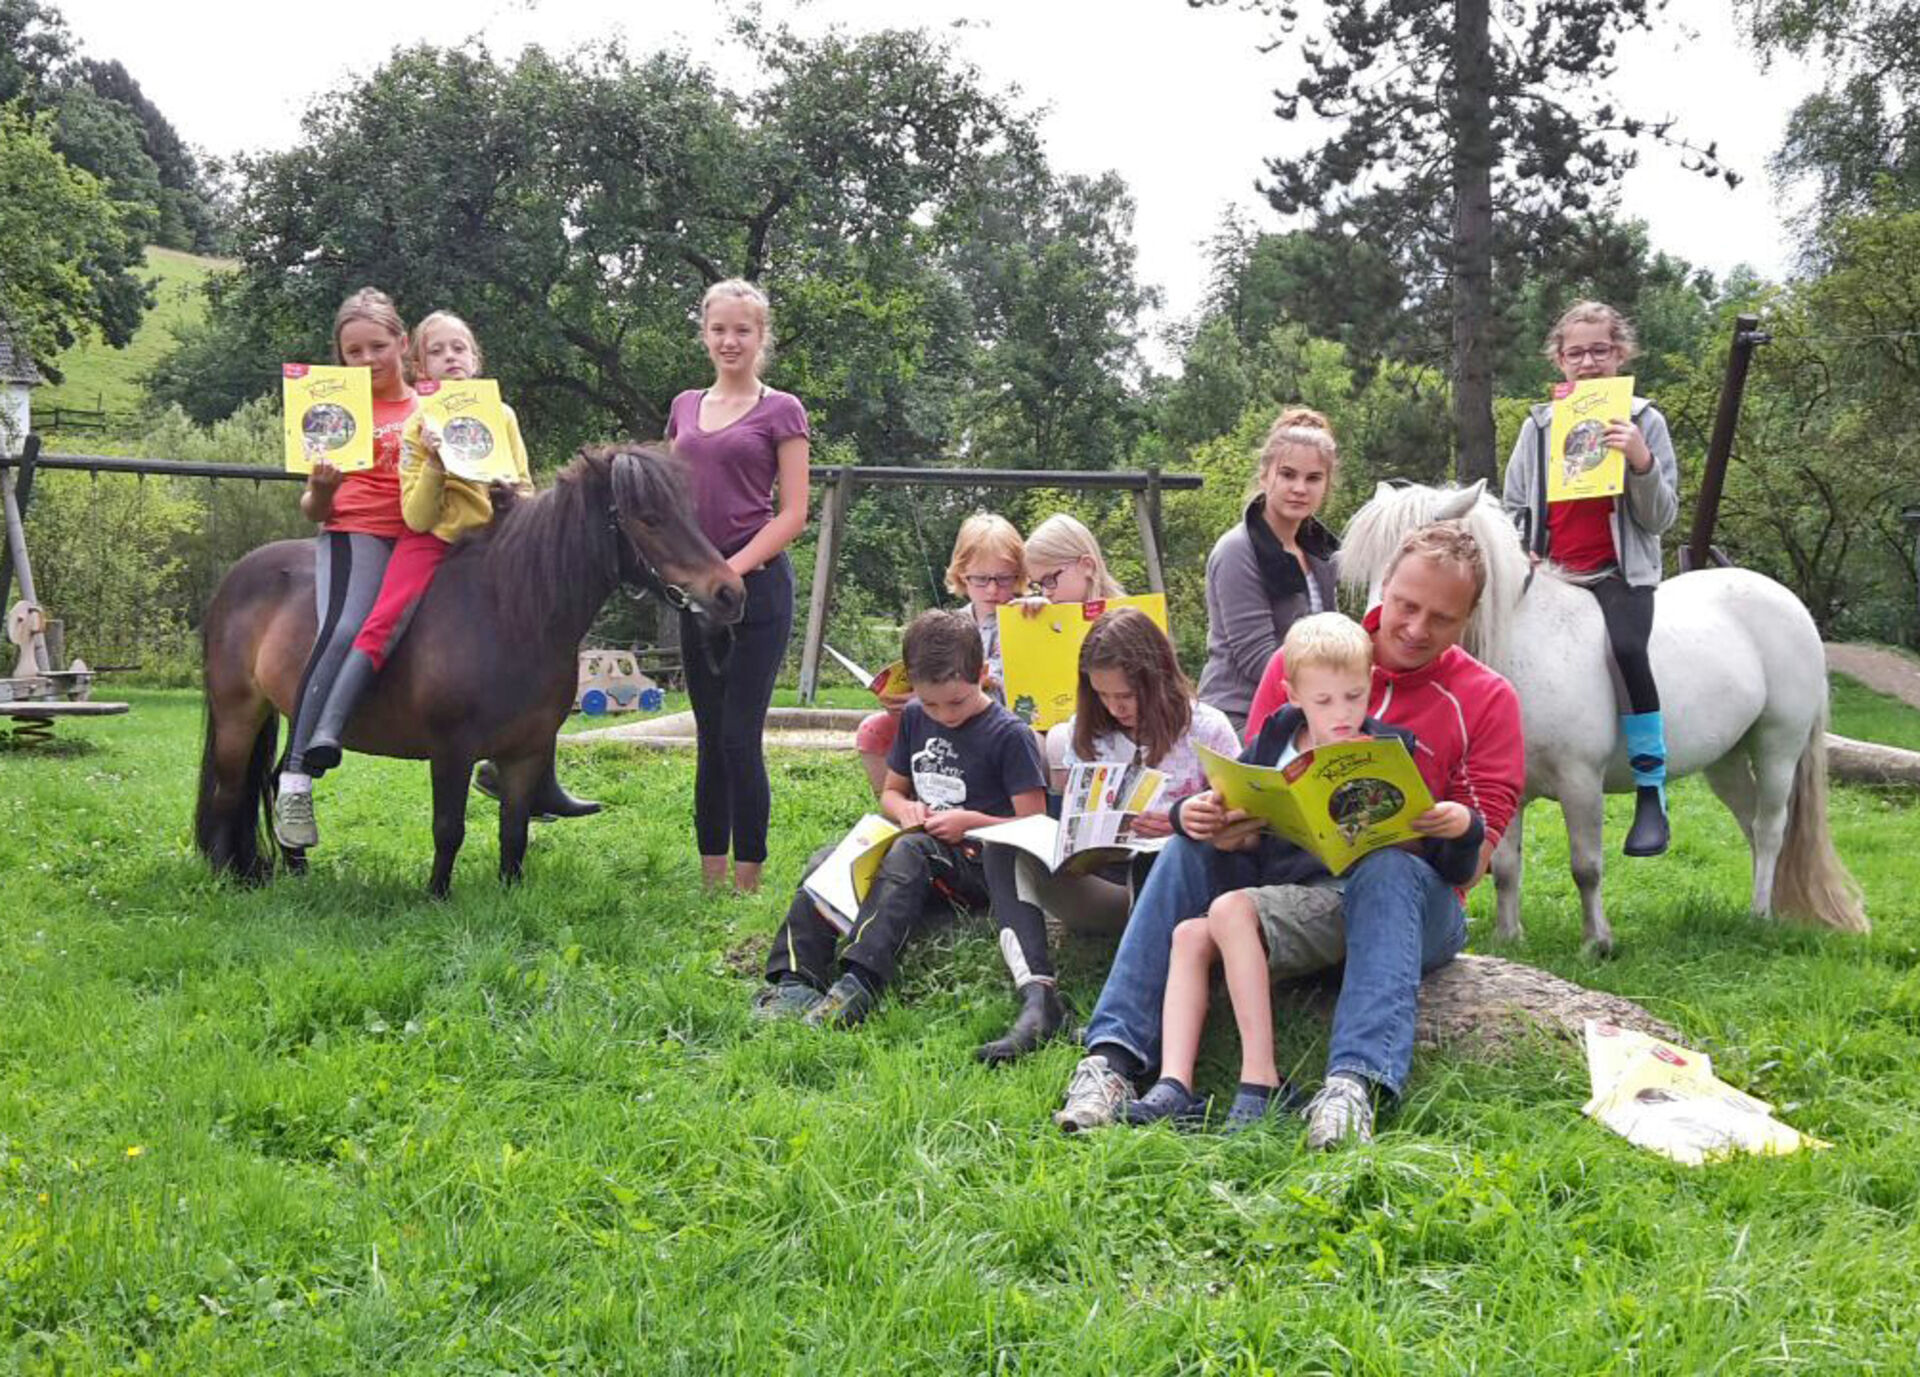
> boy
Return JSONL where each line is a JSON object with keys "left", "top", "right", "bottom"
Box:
{"left": 1126, "top": 613, "right": 1484, "bottom": 1133}
{"left": 754, "top": 609, "right": 1057, "bottom": 1048}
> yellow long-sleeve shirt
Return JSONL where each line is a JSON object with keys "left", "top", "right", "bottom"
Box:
{"left": 399, "top": 403, "right": 534, "bottom": 541}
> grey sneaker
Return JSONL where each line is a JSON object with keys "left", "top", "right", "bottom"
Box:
{"left": 1053, "top": 1054, "right": 1132, "bottom": 1134}
{"left": 751, "top": 979, "right": 821, "bottom": 1021}
{"left": 803, "top": 971, "right": 878, "bottom": 1029}
{"left": 1304, "top": 1073, "right": 1375, "bottom": 1150}
{"left": 273, "top": 789, "right": 318, "bottom": 850}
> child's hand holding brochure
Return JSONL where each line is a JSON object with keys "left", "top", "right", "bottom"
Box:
{"left": 1195, "top": 737, "right": 1434, "bottom": 875}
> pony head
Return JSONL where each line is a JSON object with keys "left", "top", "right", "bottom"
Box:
{"left": 1338, "top": 478, "right": 1530, "bottom": 671}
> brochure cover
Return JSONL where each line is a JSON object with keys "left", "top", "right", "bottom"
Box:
{"left": 1195, "top": 736, "right": 1435, "bottom": 874}
{"left": 1547, "top": 375, "right": 1633, "bottom": 502}
{"left": 283, "top": 364, "right": 374, "bottom": 473}
{"left": 415, "top": 378, "right": 518, "bottom": 483}
{"left": 998, "top": 594, "right": 1169, "bottom": 730}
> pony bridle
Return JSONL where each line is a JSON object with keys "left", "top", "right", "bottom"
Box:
{"left": 606, "top": 503, "right": 692, "bottom": 611}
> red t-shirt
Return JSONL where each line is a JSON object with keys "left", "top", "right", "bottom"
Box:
{"left": 325, "top": 392, "right": 419, "bottom": 538}
{"left": 1546, "top": 496, "right": 1616, "bottom": 572}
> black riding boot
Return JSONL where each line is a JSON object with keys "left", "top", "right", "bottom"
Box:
{"left": 302, "top": 650, "right": 377, "bottom": 776}
{"left": 473, "top": 760, "right": 603, "bottom": 819}
{"left": 975, "top": 982, "right": 1066, "bottom": 1065}
{"left": 1623, "top": 785, "right": 1671, "bottom": 857}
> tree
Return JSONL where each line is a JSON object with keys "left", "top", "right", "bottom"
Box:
{"left": 78, "top": 58, "right": 222, "bottom": 251}
{"left": 1196, "top": 0, "right": 1736, "bottom": 484}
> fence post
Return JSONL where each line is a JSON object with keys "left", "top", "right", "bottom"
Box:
{"left": 798, "top": 465, "right": 856, "bottom": 704}
{"left": 1683, "top": 313, "right": 1768, "bottom": 573}
{"left": 0, "top": 433, "right": 38, "bottom": 607}
{"left": 1132, "top": 463, "right": 1167, "bottom": 595}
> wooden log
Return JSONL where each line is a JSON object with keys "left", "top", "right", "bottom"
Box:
{"left": 1825, "top": 732, "right": 1920, "bottom": 787}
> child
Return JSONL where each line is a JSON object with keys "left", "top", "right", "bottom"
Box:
{"left": 273, "top": 288, "right": 418, "bottom": 851}
{"left": 1127, "top": 613, "right": 1484, "bottom": 1132}
{"left": 854, "top": 513, "right": 1025, "bottom": 794}
{"left": 756, "top": 609, "right": 1058, "bottom": 1058}
{"left": 1012, "top": 608, "right": 1240, "bottom": 938}
{"left": 1021, "top": 513, "right": 1125, "bottom": 606}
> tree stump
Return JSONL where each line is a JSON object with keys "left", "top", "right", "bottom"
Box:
{"left": 1271, "top": 953, "right": 1680, "bottom": 1055}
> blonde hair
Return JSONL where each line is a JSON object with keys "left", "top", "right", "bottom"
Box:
{"left": 945, "top": 513, "right": 1026, "bottom": 598}
{"left": 1252, "top": 405, "right": 1339, "bottom": 499}
{"left": 699, "top": 278, "right": 774, "bottom": 374}
{"left": 411, "top": 310, "right": 483, "bottom": 376}
{"left": 1282, "top": 611, "right": 1373, "bottom": 680}
{"left": 331, "top": 287, "right": 407, "bottom": 368}
{"left": 1383, "top": 520, "right": 1489, "bottom": 604}
{"left": 1025, "top": 514, "right": 1124, "bottom": 599}
{"left": 1544, "top": 300, "right": 1639, "bottom": 366}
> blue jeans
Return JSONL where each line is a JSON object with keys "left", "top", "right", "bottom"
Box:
{"left": 1083, "top": 838, "right": 1465, "bottom": 1096}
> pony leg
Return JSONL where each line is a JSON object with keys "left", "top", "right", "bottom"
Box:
{"left": 1745, "top": 733, "right": 1799, "bottom": 919}
{"left": 427, "top": 752, "right": 474, "bottom": 899}
{"left": 1703, "top": 753, "right": 1758, "bottom": 849}
{"left": 1491, "top": 804, "right": 1526, "bottom": 944}
{"left": 1558, "top": 782, "right": 1612, "bottom": 957}
{"left": 196, "top": 689, "right": 280, "bottom": 883}
{"left": 491, "top": 753, "right": 548, "bottom": 886}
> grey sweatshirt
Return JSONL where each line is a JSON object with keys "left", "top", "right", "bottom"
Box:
{"left": 1501, "top": 397, "right": 1679, "bottom": 587}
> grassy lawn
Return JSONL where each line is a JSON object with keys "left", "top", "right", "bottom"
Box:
{"left": 1830, "top": 672, "right": 1920, "bottom": 752}
{"left": 3, "top": 687, "right": 1918, "bottom": 1373}
{"left": 35, "top": 247, "right": 227, "bottom": 420}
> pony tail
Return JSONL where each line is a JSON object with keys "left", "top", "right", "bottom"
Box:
{"left": 1773, "top": 707, "right": 1869, "bottom": 932}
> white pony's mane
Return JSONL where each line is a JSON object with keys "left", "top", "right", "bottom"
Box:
{"left": 1337, "top": 480, "right": 1534, "bottom": 672}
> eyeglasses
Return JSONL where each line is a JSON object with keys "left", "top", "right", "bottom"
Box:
{"left": 962, "top": 573, "right": 1019, "bottom": 590}
{"left": 1560, "top": 345, "right": 1618, "bottom": 365}
{"left": 1030, "top": 567, "right": 1074, "bottom": 595}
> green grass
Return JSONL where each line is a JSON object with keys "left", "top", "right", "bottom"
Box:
{"left": 1831, "top": 671, "right": 1920, "bottom": 752}
{"left": 4, "top": 690, "right": 1920, "bottom": 1373}
{"left": 35, "top": 247, "right": 228, "bottom": 420}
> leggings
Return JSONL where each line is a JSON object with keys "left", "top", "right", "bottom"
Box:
{"left": 682, "top": 553, "right": 794, "bottom": 863}
{"left": 767, "top": 833, "right": 1053, "bottom": 993}
{"left": 285, "top": 531, "right": 393, "bottom": 774}
{"left": 1588, "top": 571, "right": 1659, "bottom": 715}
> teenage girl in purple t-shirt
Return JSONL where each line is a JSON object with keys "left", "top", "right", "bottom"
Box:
{"left": 664, "top": 280, "right": 811, "bottom": 894}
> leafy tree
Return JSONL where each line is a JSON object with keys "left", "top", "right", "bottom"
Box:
{"left": 78, "top": 58, "right": 222, "bottom": 251}
{"left": 1195, "top": 0, "right": 1736, "bottom": 484}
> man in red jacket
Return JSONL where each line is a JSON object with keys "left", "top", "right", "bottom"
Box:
{"left": 1054, "top": 522, "right": 1524, "bottom": 1147}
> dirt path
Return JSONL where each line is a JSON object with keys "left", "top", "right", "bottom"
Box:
{"left": 1825, "top": 643, "right": 1920, "bottom": 712}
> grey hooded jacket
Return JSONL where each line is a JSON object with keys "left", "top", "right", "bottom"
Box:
{"left": 1501, "top": 397, "right": 1679, "bottom": 587}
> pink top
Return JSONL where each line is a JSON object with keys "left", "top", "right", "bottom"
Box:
{"left": 665, "top": 387, "right": 810, "bottom": 557}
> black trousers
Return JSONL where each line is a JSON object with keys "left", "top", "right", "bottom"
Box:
{"left": 766, "top": 833, "right": 1054, "bottom": 993}
{"left": 681, "top": 554, "right": 794, "bottom": 863}
{"left": 1588, "top": 571, "right": 1659, "bottom": 715}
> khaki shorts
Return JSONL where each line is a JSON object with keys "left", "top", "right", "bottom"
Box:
{"left": 1247, "top": 883, "right": 1348, "bottom": 980}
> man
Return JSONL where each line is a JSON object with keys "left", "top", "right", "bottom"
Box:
{"left": 1053, "top": 521, "right": 1525, "bottom": 1146}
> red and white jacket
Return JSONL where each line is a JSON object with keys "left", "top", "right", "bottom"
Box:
{"left": 1245, "top": 607, "right": 1526, "bottom": 853}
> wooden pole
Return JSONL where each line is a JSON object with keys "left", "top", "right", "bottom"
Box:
{"left": 1133, "top": 464, "right": 1167, "bottom": 595}
{"left": 1683, "top": 313, "right": 1767, "bottom": 572}
{"left": 797, "top": 465, "right": 856, "bottom": 704}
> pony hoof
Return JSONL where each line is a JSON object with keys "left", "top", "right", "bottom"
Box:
{"left": 1580, "top": 936, "right": 1617, "bottom": 960}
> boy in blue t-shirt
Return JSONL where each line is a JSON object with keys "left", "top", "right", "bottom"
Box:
{"left": 756, "top": 610, "right": 1058, "bottom": 1058}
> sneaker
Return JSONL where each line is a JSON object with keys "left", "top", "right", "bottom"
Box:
{"left": 272, "top": 789, "right": 318, "bottom": 850}
{"left": 1222, "top": 1080, "right": 1306, "bottom": 1135}
{"left": 1124, "top": 1077, "right": 1209, "bottom": 1128}
{"left": 1304, "top": 1073, "right": 1375, "bottom": 1150}
{"left": 803, "top": 971, "right": 878, "bottom": 1029}
{"left": 751, "top": 979, "right": 821, "bottom": 1022}
{"left": 1053, "top": 1054, "right": 1132, "bottom": 1134}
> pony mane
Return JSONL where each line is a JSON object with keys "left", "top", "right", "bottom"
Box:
{"left": 457, "top": 448, "right": 620, "bottom": 635}
{"left": 1337, "top": 481, "right": 1532, "bottom": 672}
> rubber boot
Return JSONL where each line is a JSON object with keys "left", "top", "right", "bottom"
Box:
{"left": 302, "top": 650, "right": 378, "bottom": 776}
{"left": 474, "top": 760, "right": 603, "bottom": 819}
{"left": 975, "top": 982, "right": 1066, "bottom": 1065}
{"left": 1621, "top": 710, "right": 1670, "bottom": 857}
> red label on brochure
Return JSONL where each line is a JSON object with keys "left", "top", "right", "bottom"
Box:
{"left": 282, "top": 363, "right": 308, "bottom": 378}
{"left": 1083, "top": 599, "right": 1107, "bottom": 620}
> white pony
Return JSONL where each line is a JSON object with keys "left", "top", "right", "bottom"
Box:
{"left": 1339, "top": 480, "right": 1867, "bottom": 954}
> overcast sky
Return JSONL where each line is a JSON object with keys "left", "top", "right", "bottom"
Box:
{"left": 60, "top": 0, "right": 1825, "bottom": 366}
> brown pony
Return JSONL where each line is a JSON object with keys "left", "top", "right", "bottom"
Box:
{"left": 195, "top": 444, "right": 744, "bottom": 895}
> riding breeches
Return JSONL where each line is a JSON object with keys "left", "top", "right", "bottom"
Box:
{"left": 353, "top": 530, "right": 450, "bottom": 672}
{"left": 1587, "top": 571, "right": 1659, "bottom": 715}
{"left": 286, "top": 531, "right": 393, "bottom": 774}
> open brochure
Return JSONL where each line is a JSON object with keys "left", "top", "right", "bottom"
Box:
{"left": 823, "top": 644, "right": 911, "bottom": 701}
{"left": 1582, "top": 1020, "right": 1828, "bottom": 1167}
{"left": 1195, "top": 737, "right": 1435, "bottom": 875}
{"left": 968, "top": 760, "right": 1167, "bottom": 874}
{"left": 998, "top": 594, "right": 1168, "bottom": 729}
{"left": 801, "top": 814, "right": 921, "bottom": 933}
{"left": 415, "top": 378, "right": 519, "bottom": 483}
{"left": 1547, "top": 375, "right": 1633, "bottom": 502}
{"left": 283, "top": 364, "right": 374, "bottom": 473}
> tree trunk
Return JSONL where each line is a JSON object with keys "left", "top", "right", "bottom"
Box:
{"left": 1450, "top": 0, "right": 1497, "bottom": 486}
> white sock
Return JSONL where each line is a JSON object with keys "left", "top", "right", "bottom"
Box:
{"left": 279, "top": 772, "right": 313, "bottom": 794}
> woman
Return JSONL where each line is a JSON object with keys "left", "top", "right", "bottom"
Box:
{"left": 665, "top": 280, "right": 811, "bottom": 893}
{"left": 1195, "top": 408, "right": 1340, "bottom": 734}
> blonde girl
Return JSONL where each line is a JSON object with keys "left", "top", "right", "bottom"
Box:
{"left": 1022, "top": 513, "right": 1125, "bottom": 604}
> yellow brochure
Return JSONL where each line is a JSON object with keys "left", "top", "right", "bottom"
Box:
{"left": 801, "top": 814, "right": 920, "bottom": 933}
{"left": 1547, "top": 375, "right": 1633, "bottom": 502}
{"left": 824, "top": 644, "right": 911, "bottom": 701}
{"left": 283, "top": 364, "right": 373, "bottom": 473}
{"left": 998, "top": 593, "right": 1168, "bottom": 729}
{"left": 415, "top": 378, "right": 517, "bottom": 483}
{"left": 1195, "top": 736, "right": 1435, "bottom": 875}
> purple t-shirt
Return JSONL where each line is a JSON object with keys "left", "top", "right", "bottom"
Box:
{"left": 665, "top": 387, "right": 810, "bottom": 557}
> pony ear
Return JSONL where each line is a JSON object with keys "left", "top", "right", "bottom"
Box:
{"left": 1374, "top": 481, "right": 1396, "bottom": 504}
{"left": 1433, "top": 479, "right": 1486, "bottom": 521}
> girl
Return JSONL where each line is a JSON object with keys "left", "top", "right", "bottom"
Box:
{"left": 1503, "top": 301, "right": 1679, "bottom": 856}
{"left": 1196, "top": 407, "right": 1340, "bottom": 734}
{"left": 1022, "top": 513, "right": 1125, "bottom": 605}
{"left": 1009, "top": 608, "right": 1241, "bottom": 939}
{"left": 272, "top": 288, "right": 418, "bottom": 851}
{"left": 665, "top": 280, "right": 811, "bottom": 894}
{"left": 854, "top": 513, "right": 1025, "bottom": 795}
